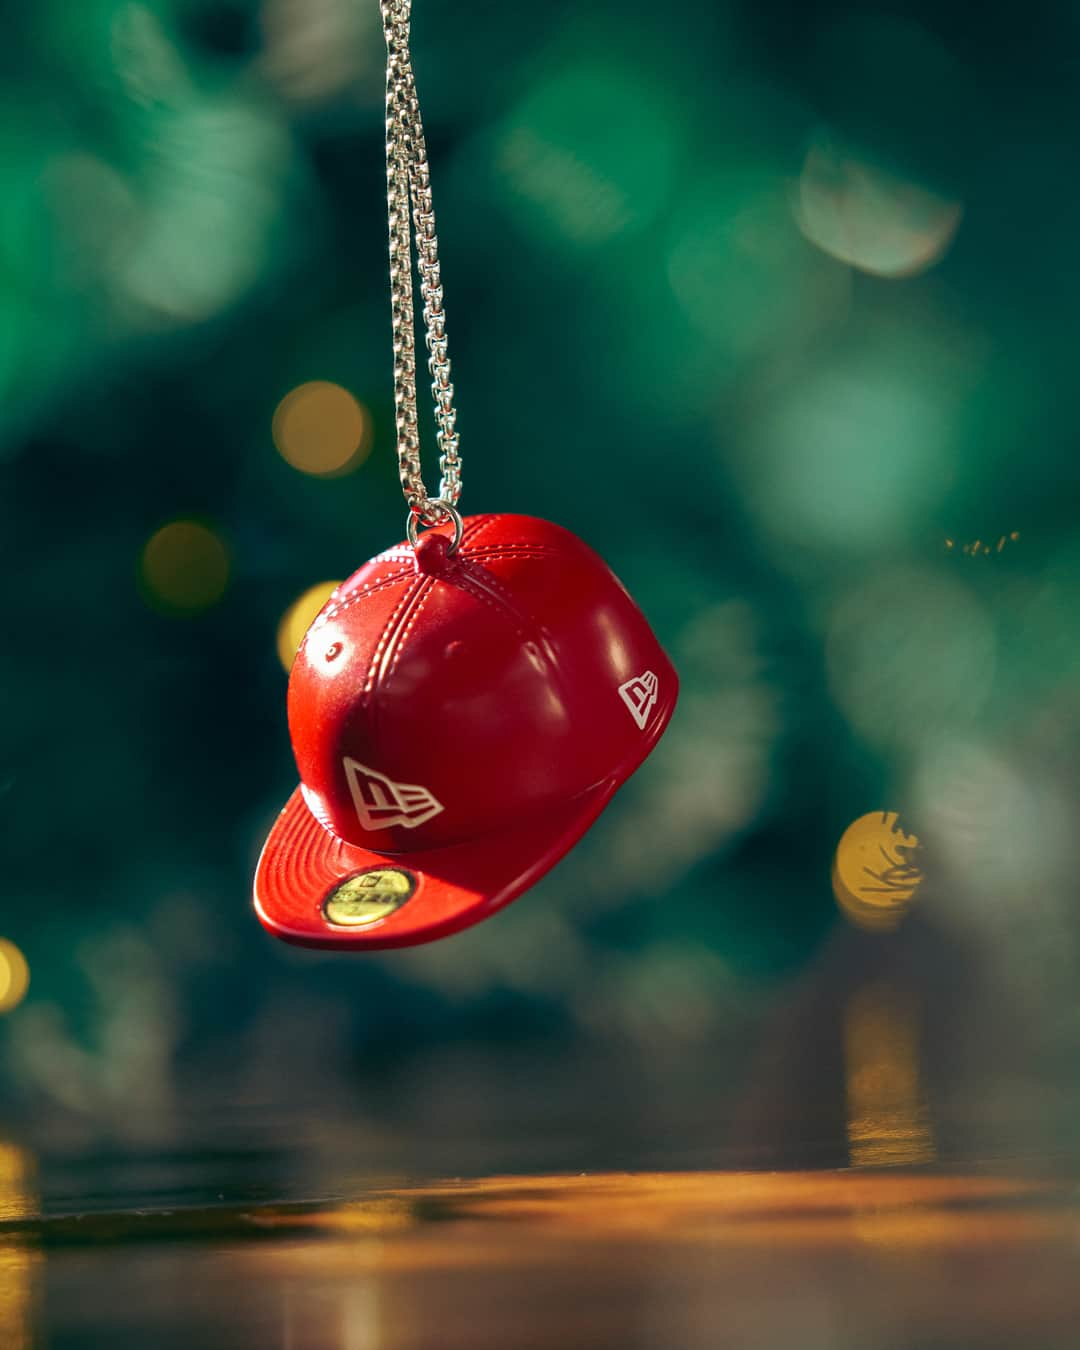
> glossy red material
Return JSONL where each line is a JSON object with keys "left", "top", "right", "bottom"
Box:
{"left": 255, "top": 514, "right": 678, "bottom": 949}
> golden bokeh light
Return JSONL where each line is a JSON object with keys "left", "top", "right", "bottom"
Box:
{"left": 0, "top": 940, "right": 29, "bottom": 1015}
{"left": 795, "top": 133, "right": 963, "bottom": 279}
{"left": 845, "top": 981, "right": 936, "bottom": 1167}
{"left": 272, "top": 381, "right": 372, "bottom": 477}
{"left": 276, "top": 580, "right": 341, "bottom": 672}
{"left": 833, "top": 811, "right": 923, "bottom": 932}
{"left": 140, "top": 520, "right": 230, "bottom": 614}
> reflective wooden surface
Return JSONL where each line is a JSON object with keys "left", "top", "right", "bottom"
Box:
{"left": 7, "top": 914, "right": 1079, "bottom": 1348}
{"left": 4, "top": 1166, "right": 1079, "bottom": 1348}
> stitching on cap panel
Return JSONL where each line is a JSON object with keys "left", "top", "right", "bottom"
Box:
{"left": 363, "top": 575, "right": 422, "bottom": 700}
{"left": 461, "top": 514, "right": 493, "bottom": 540}
{"left": 462, "top": 546, "right": 561, "bottom": 563}
{"left": 369, "top": 546, "right": 416, "bottom": 565}
{"left": 465, "top": 542, "right": 560, "bottom": 555}
{"left": 312, "top": 570, "right": 416, "bottom": 631}
{"left": 461, "top": 514, "right": 501, "bottom": 547}
{"left": 317, "top": 566, "right": 413, "bottom": 616}
{"left": 459, "top": 560, "right": 555, "bottom": 644}
{"left": 381, "top": 575, "right": 437, "bottom": 692}
{"left": 467, "top": 542, "right": 558, "bottom": 552}
{"left": 450, "top": 571, "right": 532, "bottom": 640}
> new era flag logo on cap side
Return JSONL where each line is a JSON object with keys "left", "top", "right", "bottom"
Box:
{"left": 344, "top": 758, "right": 444, "bottom": 831}
{"left": 618, "top": 671, "right": 659, "bottom": 730}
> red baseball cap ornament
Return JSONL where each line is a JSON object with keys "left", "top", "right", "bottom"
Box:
{"left": 255, "top": 513, "right": 678, "bottom": 948}
{"left": 254, "top": 3, "right": 678, "bottom": 948}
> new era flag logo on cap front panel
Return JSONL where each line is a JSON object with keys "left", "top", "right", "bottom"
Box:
{"left": 344, "top": 757, "right": 444, "bottom": 831}
{"left": 618, "top": 671, "right": 659, "bottom": 730}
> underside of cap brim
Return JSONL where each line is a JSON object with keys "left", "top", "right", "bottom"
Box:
{"left": 254, "top": 775, "right": 622, "bottom": 950}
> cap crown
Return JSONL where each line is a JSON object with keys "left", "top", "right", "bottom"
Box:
{"left": 288, "top": 515, "right": 677, "bottom": 853}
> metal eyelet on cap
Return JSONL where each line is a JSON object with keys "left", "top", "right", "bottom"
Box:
{"left": 406, "top": 498, "right": 464, "bottom": 555}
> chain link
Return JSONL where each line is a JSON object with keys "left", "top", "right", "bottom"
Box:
{"left": 382, "top": 0, "right": 461, "bottom": 529}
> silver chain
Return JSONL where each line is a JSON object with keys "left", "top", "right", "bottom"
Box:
{"left": 382, "top": 0, "right": 462, "bottom": 530}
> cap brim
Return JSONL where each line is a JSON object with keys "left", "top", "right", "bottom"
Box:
{"left": 254, "top": 778, "right": 621, "bottom": 950}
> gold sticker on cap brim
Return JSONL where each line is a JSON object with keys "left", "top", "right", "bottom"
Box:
{"left": 323, "top": 867, "right": 417, "bottom": 928}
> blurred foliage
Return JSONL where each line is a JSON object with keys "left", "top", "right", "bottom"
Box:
{"left": 2, "top": 0, "right": 1080, "bottom": 1159}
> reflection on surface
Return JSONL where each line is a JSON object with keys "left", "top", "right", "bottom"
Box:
{"left": 5, "top": 1170, "right": 1071, "bottom": 1247}
{"left": 0, "top": 1143, "right": 35, "bottom": 1225}
{"left": 14, "top": 1171, "right": 1080, "bottom": 1349}
{"left": 0, "top": 1142, "right": 39, "bottom": 1350}
{"left": 844, "top": 981, "right": 935, "bottom": 1167}
{"left": 284, "top": 1280, "right": 380, "bottom": 1350}
{"left": 0, "top": 1247, "right": 38, "bottom": 1350}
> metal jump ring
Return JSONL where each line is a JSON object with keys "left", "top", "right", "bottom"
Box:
{"left": 406, "top": 498, "right": 464, "bottom": 554}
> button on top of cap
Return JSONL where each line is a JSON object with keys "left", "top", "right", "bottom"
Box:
{"left": 414, "top": 531, "right": 452, "bottom": 576}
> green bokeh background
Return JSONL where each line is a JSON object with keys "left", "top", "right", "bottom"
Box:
{"left": 2, "top": 0, "right": 1080, "bottom": 1174}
